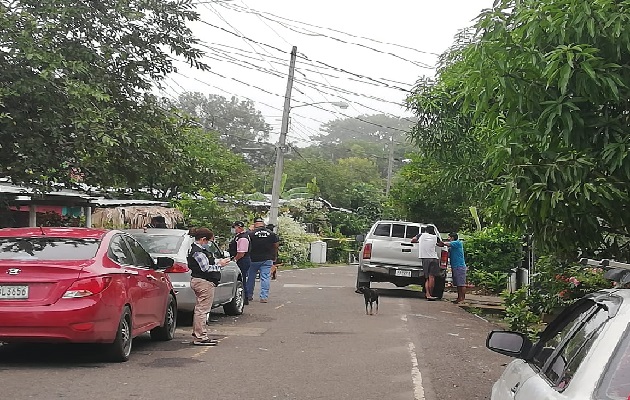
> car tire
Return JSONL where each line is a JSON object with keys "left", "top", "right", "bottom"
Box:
{"left": 433, "top": 276, "right": 446, "bottom": 300}
{"left": 105, "top": 306, "right": 132, "bottom": 362}
{"left": 150, "top": 294, "right": 177, "bottom": 341}
{"left": 223, "top": 281, "right": 244, "bottom": 316}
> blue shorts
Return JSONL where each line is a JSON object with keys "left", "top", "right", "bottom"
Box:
{"left": 452, "top": 267, "right": 467, "bottom": 287}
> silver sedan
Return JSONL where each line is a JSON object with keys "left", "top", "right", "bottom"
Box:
{"left": 126, "top": 229, "right": 245, "bottom": 320}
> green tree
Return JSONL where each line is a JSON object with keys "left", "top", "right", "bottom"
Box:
{"left": 389, "top": 154, "right": 472, "bottom": 232}
{"left": 307, "top": 114, "right": 415, "bottom": 177}
{"left": 0, "top": 0, "right": 206, "bottom": 189}
{"left": 175, "top": 92, "right": 275, "bottom": 169}
{"left": 283, "top": 156, "right": 383, "bottom": 210}
{"left": 407, "top": 0, "right": 630, "bottom": 259}
{"left": 80, "top": 106, "right": 253, "bottom": 199}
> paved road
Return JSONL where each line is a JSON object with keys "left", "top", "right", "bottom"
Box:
{"left": 0, "top": 265, "right": 510, "bottom": 400}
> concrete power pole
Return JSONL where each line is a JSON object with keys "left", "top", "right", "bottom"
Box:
{"left": 385, "top": 134, "right": 395, "bottom": 196}
{"left": 269, "top": 46, "right": 297, "bottom": 227}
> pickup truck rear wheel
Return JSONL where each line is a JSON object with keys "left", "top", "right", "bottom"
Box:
{"left": 433, "top": 275, "right": 446, "bottom": 299}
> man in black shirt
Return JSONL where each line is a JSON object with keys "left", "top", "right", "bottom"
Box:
{"left": 246, "top": 217, "right": 279, "bottom": 303}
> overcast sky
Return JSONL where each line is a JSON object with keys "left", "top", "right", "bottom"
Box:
{"left": 164, "top": 0, "right": 494, "bottom": 145}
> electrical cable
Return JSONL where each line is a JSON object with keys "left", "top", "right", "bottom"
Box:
{"left": 200, "top": 2, "right": 282, "bottom": 76}
{"left": 203, "top": 1, "right": 440, "bottom": 61}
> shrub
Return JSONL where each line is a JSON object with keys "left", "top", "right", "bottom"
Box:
{"left": 502, "top": 287, "right": 542, "bottom": 340}
{"left": 464, "top": 226, "right": 522, "bottom": 274}
{"left": 276, "top": 214, "right": 319, "bottom": 266}
{"left": 468, "top": 270, "right": 508, "bottom": 295}
{"left": 501, "top": 255, "right": 613, "bottom": 336}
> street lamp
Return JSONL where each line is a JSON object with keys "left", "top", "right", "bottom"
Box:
{"left": 268, "top": 99, "right": 349, "bottom": 227}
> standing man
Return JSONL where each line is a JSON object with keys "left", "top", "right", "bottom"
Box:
{"left": 411, "top": 225, "right": 441, "bottom": 300}
{"left": 228, "top": 221, "right": 251, "bottom": 305}
{"left": 442, "top": 232, "right": 467, "bottom": 304}
{"left": 187, "top": 227, "right": 230, "bottom": 346}
{"left": 247, "top": 217, "right": 279, "bottom": 303}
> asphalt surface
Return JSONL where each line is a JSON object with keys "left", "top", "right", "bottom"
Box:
{"left": 0, "top": 265, "right": 510, "bottom": 400}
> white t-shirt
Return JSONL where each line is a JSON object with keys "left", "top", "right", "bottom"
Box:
{"left": 417, "top": 232, "right": 438, "bottom": 259}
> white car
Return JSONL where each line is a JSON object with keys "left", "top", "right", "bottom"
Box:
{"left": 486, "top": 259, "right": 630, "bottom": 400}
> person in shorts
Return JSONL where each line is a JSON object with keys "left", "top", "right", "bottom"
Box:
{"left": 412, "top": 226, "right": 441, "bottom": 300}
{"left": 442, "top": 232, "right": 467, "bottom": 304}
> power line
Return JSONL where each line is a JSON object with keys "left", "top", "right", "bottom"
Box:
{"left": 200, "top": 2, "right": 282, "bottom": 75}
{"left": 197, "top": 39, "right": 417, "bottom": 89}
{"left": 195, "top": 20, "right": 416, "bottom": 92}
{"left": 205, "top": 1, "right": 440, "bottom": 62}
{"left": 297, "top": 52, "right": 412, "bottom": 93}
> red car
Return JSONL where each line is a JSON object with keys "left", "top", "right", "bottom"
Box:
{"left": 0, "top": 227, "right": 178, "bottom": 362}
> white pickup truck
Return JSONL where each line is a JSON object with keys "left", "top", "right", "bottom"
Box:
{"left": 355, "top": 220, "right": 447, "bottom": 297}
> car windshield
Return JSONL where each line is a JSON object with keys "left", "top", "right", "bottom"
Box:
{"left": 0, "top": 237, "right": 100, "bottom": 260}
{"left": 132, "top": 234, "right": 184, "bottom": 254}
{"left": 598, "top": 323, "right": 630, "bottom": 400}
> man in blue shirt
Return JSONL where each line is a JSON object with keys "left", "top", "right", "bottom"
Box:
{"left": 442, "top": 232, "right": 467, "bottom": 304}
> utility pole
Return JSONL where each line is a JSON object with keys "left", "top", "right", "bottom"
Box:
{"left": 385, "top": 133, "right": 394, "bottom": 196}
{"left": 269, "top": 46, "right": 297, "bottom": 227}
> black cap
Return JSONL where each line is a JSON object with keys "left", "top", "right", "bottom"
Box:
{"left": 253, "top": 217, "right": 265, "bottom": 223}
{"left": 232, "top": 221, "right": 245, "bottom": 228}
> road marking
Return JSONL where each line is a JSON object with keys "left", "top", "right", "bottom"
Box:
{"left": 408, "top": 342, "right": 425, "bottom": 400}
{"left": 411, "top": 313, "right": 437, "bottom": 320}
{"left": 282, "top": 284, "right": 344, "bottom": 288}
{"left": 206, "top": 326, "right": 268, "bottom": 336}
{"left": 192, "top": 345, "right": 213, "bottom": 358}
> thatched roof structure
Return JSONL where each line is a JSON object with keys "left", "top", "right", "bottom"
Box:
{"left": 91, "top": 206, "right": 183, "bottom": 229}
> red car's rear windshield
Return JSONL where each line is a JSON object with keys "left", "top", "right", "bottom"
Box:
{"left": 0, "top": 237, "right": 100, "bottom": 260}
{"left": 132, "top": 234, "right": 184, "bottom": 254}
{"left": 597, "top": 323, "right": 630, "bottom": 400}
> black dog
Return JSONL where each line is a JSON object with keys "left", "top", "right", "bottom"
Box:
{"left": 357, "top": 286, "right": 379, "bottom": 315}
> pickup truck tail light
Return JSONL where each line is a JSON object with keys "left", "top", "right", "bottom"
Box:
{"left": 362, "top": 243, "right": 372, "bottom": 260}
{"left": 440, "top": 249, "right": 449, "bottom": 269}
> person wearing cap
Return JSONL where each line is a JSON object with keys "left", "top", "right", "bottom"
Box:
{"left": 228, "top": 221, "right": 251, "bottom": 305}
{"left": 187, "top": 227, "right": 231, "bottom": 346}
{"left": 247, "top": 217, "right": 279, "bottom": 303}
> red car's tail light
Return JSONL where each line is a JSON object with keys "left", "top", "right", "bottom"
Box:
{"left": 62, "top": 277, "right": 112, "bottom": 298}
{"left": 362, "top": 243, "right": 372, "bottom": 260}
{"left": 164, "top": 262, "right": 189, "bottom": 273}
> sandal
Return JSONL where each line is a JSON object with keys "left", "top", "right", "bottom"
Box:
{"left": 193, "top": 338, "right": 218, "bottom": 346}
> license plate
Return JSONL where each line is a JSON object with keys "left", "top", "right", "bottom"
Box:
{"left": 0, "top": 285, "right": 29, "bottom": 299}
{"left": 395, "top": 270, "right": 412, "bottom": 277}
